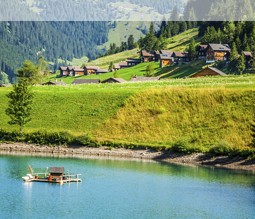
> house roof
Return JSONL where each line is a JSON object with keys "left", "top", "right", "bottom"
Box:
{"left": 113, "top": 64, "right": 120, "bottom": 69}
{"left": 96, "top": 69, "right": 109, "bottom": 73}
{"left": 73, "top": 68, "right": 84, "bottom": 72}
{"left": 208, "top": 44, "right": 231, "bottom": 52}
{"left": 160, "top": 53, "right": 174, "bottom": 60}
{"left": 208, "top": 67, "right": 227, "bottom": 76}
{"left": 173, "top": 51, "right": 189, "bottom": 57}
{"left": 49, "top": 167, "right": 65, "bottom": 174}
{"left": 42, "top": 81, "right": 66, "bottom": 86}
{"left": 126, "top": 58, "right": 141, "bottom": 63}
{"left": 141, "top": 50, "right": 154, "bottom": 57}
{"left": 119, "top": 61, "right": 128, "bottom": 67}
{"left": 72, "top": 79, "right": 100, "bottom": 84}
{"left": 59, "top": 66, "right": 68, "bottom": 71}
{"left": 160, "top": 50, "right": 174, "bottom": 56}
{"left": 102, "top": 78, "right": 126, "bottom": 83}
{"left": 243, "top": 51, "right": 253, "bottom": 57}
{"left": 84, "top": 66, "right": 100, "bottom": 70}
{"left": 130, "top": 76, "right": 160, "bottom": 82}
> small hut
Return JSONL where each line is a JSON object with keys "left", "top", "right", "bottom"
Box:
{"left": 48, "top": 167, "right": 65, "bottom": 180}
{"left": 191, "top": 67, "right": 227, "bottom": 78}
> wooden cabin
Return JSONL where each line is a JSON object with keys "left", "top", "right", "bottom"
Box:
{"left": 140, "top": 50, "right": 154, "bottom": 62}
{"left": 126, "top": 58, "right": 141, "bottom": 67}
{"left": 113, "top": 61, "right": 128, "bottom": 71}
{"left": 197, "top": 45, "right": 208, "bottom": 60}
{"left": 102, "top": 78, "right": 126, "bottom": 83}
{"left": 160, "top": 54, "right": 174, "bottom": 68}
{"left": 172, "top": 52, "right": 190, "bottom": 64}
{"left": 206, "top": 44, "right": 231, "bottom": 63}
{"left": 59, "top": 66, "right": 69, "bottom": 76}
{"left": 243, "top": 51, "right": 253, "bottom": 67}
{"left": 48, "top": 167, "right": 65, "bottom": 181}
{"left": 84, "top": 66, "right": 100, "bottom": 75}
{"left": 72, "top": 67, "right": 85, "bottom": 76}
{"left": 42, "top": 80, "right": 66, "bottom": 86}
{"left": 191, "top": 67, "right": 227, "bottom": 78}
{"left": 96, "top": 69, "right": 109, "bottom": 74}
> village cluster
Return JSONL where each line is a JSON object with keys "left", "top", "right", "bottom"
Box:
{"left": 51, "top": 43, "right": 253, "bottom": 85}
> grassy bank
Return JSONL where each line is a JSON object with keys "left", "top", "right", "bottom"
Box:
{"left": 0, "top": 76, "right": 255, "bottom": 156}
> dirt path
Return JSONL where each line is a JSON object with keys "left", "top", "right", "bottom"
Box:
{"left": 0, "top": 142, "right": 254, "bottom": 172}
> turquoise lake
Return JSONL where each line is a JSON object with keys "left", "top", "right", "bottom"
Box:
{"left": 0, "top": 154, "right": 254, "bottom": 219}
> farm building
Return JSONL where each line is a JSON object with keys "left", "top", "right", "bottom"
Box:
{"left": 206, "top": 44, "right": 231, "bottom": 63}
{"left": 42, "top": 80, "right": 66, "bottom": 85}
{"left": 140, "top": 50, "right": 154, "bottom": 62}
{"left": 191, "top": 67, "right": 227, "bottom": 78}
{"left": 172, "top": 52, "right": 190, "bottom": 64}
{"left": 197, "top": 45, "right": 208, "bottom": 60}
{"left": 160, "top": 54, "right": 174, "bottom": 68}
{"left": 113, "top": 61, "right": 128, "bottom": 71}
{"left": 126, "top": 58, "right": 141, "bottom": 67}
{"left": 84, "top": 66, "right": 100, "bottom": 75}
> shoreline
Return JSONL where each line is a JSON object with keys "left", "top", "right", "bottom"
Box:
{"left": 0, "top": 142, "right": 255, "bottom": 172}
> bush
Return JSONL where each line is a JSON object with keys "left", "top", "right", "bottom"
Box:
{"left": 171, "top": 139, "right": 202, "bottom": 154}
{"left": 0, "top": 129, "right": 21, "bottom": 142}
{"left": 73, "top": 135, "right": 100, "bottom": 147}
{"left": 209, "top": 141, "right": 233, "bottom": 156}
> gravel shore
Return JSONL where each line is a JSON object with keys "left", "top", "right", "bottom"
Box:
{"left": 0, "top": 142, "right": 254, "bottom": 172}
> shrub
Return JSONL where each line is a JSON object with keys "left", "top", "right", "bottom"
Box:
{"left": 73, "top": 135, "right": 100, "bottom": 147}
{"left": 0, "top": 129, "right": 21, "bottom": 142}
{"left": 208, "top": 141, "right": 233, "bottom": 156}
{"left": 171, "top": 139, "right": 202, "bottom": 154}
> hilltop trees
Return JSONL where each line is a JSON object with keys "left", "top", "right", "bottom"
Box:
{"left": 0, "top": 72, "right": 10, "bottom": 84}
{"left": 5, "top": 60, "right": 37, "bottom": 135}
{"left": 187, "top": 38, "right": 197, "bottom": 61}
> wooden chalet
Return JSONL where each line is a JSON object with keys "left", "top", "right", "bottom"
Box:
{"left": 159, "top": 54, "right": 174, "bottom": 68}
{"left": 72, "top": 67, "right": 85, "bottom": 76}
{"left": 155, "top": 50, "right": 174, "bottom": 62}
{"left": 140, "top": 50, "right": 154, "bottom": 62}
{"left": 113, "top": 61, "right": 128, "bottom": 71}
{"left": 172, "top": 52, "right": 190, "bottom": 64}
{"left": 126, "top": 58, "right": 141, "bottom": 67}
{"left": 102, "top": 78, "right": 126, "bottom": 83}
{"left": 197, "top": 45, "right": 208, "bottom": 60}
{"left": 191, "top": 67, "right": 227, "bottom": 78}
{"left": 206, "top": 44, "right": 231, "bottom": 63}
{"left": 59, "top": 66, "right": 69, "bottom": 76}
{"left": 84, "top": 66, "right": 100, "bottom": 75}
{"left": 72, "top": 79, "right": 100, "bottom": 85}
{"left": 130, "top": 76, "right": 160, "bottom": 82}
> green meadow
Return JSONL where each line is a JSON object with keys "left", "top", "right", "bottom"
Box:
{"left": 1, "top": 75, "right": 255, "bottom": 155}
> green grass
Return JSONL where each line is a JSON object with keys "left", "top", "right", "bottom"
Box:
{"left": 166, "top": 28, "right": 200, "bottom": 52}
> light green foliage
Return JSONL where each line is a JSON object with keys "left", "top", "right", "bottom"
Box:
{"left": 145, "top": 64, "right": 155, "bottom": 77}
{"left": 5, "top": 61, "right": 36, "bottom": 134}
{"left": 187, "top": 38, "right": 197, "bottom": 60}
{"left": 236, "top": 53, "right": 246, "bottom": 75}
{"left": 0, "top": 72, "right": 10, "bottom": 84}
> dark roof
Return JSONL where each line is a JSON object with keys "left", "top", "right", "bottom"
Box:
{"left": 160, "top": 53, "right": 174, "bottom": 60}
{"left": 73, "top": 68, "right": 84, "bottom": 72}
{"left": 49, "top": 167, "right": 65, "bottom": 174}
{"left": 208, "top": 44, "right": 231, "bottom": 52}
{"left": 102, "top": 78, "right": 126, "bottom": 83}
{"left": 119, "top": 61, "right": 128, "bottom": 67}
{"left": 96, "top": 69, "right": 109, "bottom": 73}
{"left": 126, "top": 58, "right": 141, "bottom": 63}
{"left": 42, "top": 81, "right": 66, "bottom": 86}
{"left": 130, "top": 76, "right": 160, "bottom": 82}
{"left": 173, "top": 51, "right": 189, "bottom": 57}
{"left": 72, "top": 79, "right": 100, "bottom": 84}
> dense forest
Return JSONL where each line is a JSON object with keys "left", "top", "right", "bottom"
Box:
{"left": 0, "top": 22, "right": 109, "bottom": 81}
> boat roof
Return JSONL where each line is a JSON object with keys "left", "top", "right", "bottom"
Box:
{"left": 49, "top": 167, "right": 65, "bottom": 174}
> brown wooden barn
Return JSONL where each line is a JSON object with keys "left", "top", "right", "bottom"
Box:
{"left": 72, "top": 79, "right": 100, "bottom": 84}
{"left": 191, "top": 67, "right": 227, "bottom": 78}
{"left": 102, "top": 78, "right": 126, "bottom": 83}
{"left": 172, "top": 52, "right": 190, "bottom": 64}
{"left": 59, "top": 66, "right": 69, "bottom": 76}
{"left": 197, "top": 45, "right": 208, "bottom": 60}
{"left": 140, "top": 50, "right": 154, "bottom": 62}
{"left": 84, "top": 66, "right": 100, "bottom": 75}
{"left": 206, "top": 44, "right": 231, "bottom": 63}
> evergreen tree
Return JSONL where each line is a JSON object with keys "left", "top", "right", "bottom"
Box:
{"left": 187, "top": 38, "right": 197, "bottom": 61}
{"left": 236, "top": 53, "right": 246, "bottom": 74}
{"left": 0, "top": 71, "right": 10, "bottom": 84}
{"left": 5, "top": 61, "right": 35, "bottom": 135}
{"left": 145, "top": 64, "right": 154, "bottom": 77}
{"left": 229, "top": 42, "right": 239, "bottom": 61}
{"left": 108, "top": 62, "right": 113, "bottom": 72}
{"left": 127, "top": 35, "right": 135, "bottom": 50}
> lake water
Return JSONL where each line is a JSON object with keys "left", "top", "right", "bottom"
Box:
{"left": 0, "top": 154, "right": 254, "bottom": 219}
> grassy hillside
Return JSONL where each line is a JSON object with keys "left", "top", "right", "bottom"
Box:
{"left": 1, "top": 76, "right": 255, "bottom": 153}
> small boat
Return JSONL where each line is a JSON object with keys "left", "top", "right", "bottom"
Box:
{"left": 22, "top": 166, "right": 82, "bottom": 184}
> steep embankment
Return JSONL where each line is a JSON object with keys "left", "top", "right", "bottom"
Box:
{"left": 94, "top": 87, "right": 255, "bottom": 151}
